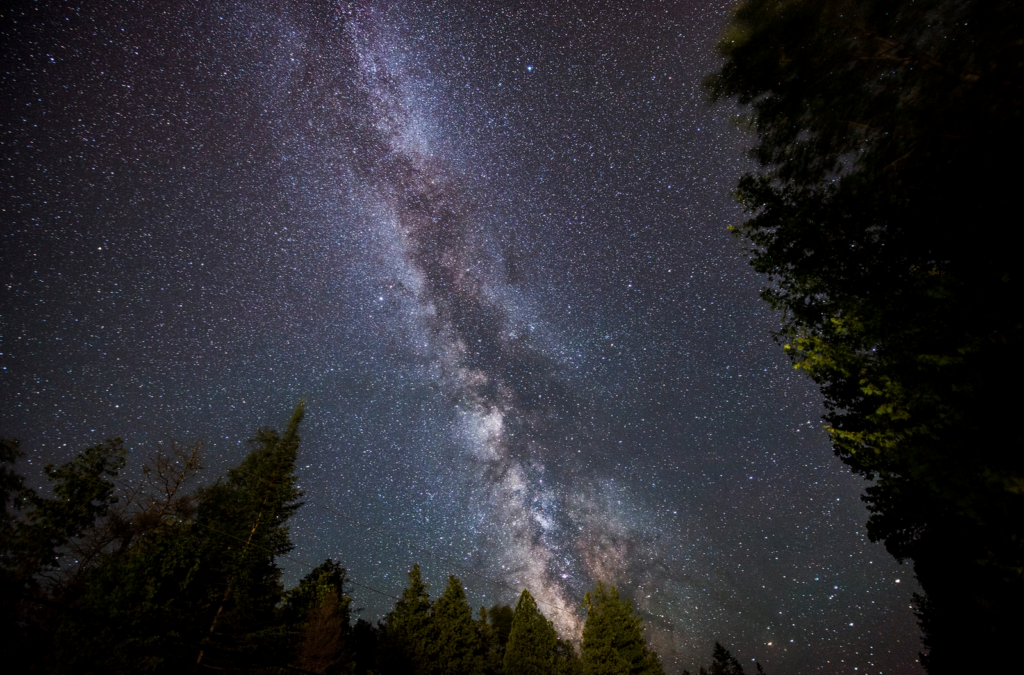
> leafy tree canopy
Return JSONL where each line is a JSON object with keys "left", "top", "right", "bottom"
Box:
{"left": 706, "top": 2, "right": 1024, "bottom": 670}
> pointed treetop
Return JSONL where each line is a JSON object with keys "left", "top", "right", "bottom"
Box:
{"left": 429, "top": 574, "right": 482, "bottom": 675}
{"left": 504, "top": 588, "right": 558, "bottom": 675}
{"left": 581, "top": 582, "right": 663, "bottom": 675}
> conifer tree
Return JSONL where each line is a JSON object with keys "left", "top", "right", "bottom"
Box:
{"left": 476, "top": 606, "right": 503, "bottom": 675}
{"left": 554, "top": 638, "right": 584, "bottom": 675}
{"left": 283, "top": 559, "right": 353, "bottom": 673}
{"left": 684, "top": 643, "right": 751, "bottom": 675}
{"left": 580, "top": 582, "right": 664, "bottom": 675}
{"left": 504, "top": 589, "right": 557, "bottom": 675}
{"left": 489, "top": 603, "right": 515, "bottom": 651}
{"left": 352, "top": 617, "right": 379, "bottom": 675}
{"left": 428, "top": 574, "right": 483, "bottom": 675}
{"left": 708, "top": 642, "right": 745, "bottom": 675}
{"left": 192, "top": 401, "right": 306, "bottom": 665}
{"left": 382, "top": 563, "right": 433, "bottom": 674}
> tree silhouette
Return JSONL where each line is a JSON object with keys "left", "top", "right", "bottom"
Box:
{"left": 706, "top": 2, "right": 1024, "bottom": 669}
{"left": 503, "top": 589, "right": 557, "bottom": 675}
{"left": 580, "top": 582, "right": 663, "bottom": 675}
{"left": 427, "top": 574, "right": 483, "bottom": 675}
{"left": 381, "top": 563, "right": 433, "bottom": 674}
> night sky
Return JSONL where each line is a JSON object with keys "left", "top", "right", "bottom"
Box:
{"left": 1, "top": 1, "right": 923, "bottom": 672}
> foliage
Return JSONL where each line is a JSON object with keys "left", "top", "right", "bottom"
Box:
{"left": 708, "top": 642, "right": 745, "bottom": 675}
{"left": 706, "top": 1, "right": 1024, "bottom": 670}
{"left": 380, "top": 563, "right": 433, "bottom": 674}
{"left": 554, "top": 638, "right": 584, "bottom": 675}
{"left": 0, "top": 436, "right": 126, "bottom": 664}
{"left": 351, "top": 617, "right": 379, "bottom": 675}
{"left": 0, "top": 404, "right": 317, "bottom": 673}
{"left": 427, "top": 574, "right": 483, "bottom": 675}
{"left": 169, "top": 401, "right": 307, "bottom": 670}
{"left": 580, "top": 582, "right": 663, "bottom": 675}
{"left": 0, "top": 438, "right": 31, "bottom": 645}
{"left": 0, "top": 438, "right": 28, "bottom": 534}
{"left": 0, "top": 412, "right": 679, "bottom": 675}
{"left": 488, "top": 603, "right": 514, "bottom": 650}
{"left": 5, "top": 438, "right": 126, "bottom": 591}
{"left": 683, "top": 643, "right": 752, "bottom": 675}
{"left": 51, "top": 439, "right": 206, "bottom": 672}
{"left": 282, "top": 559, "right": 352, "bottom": 626}
{"left": 285, "top": 560, "right": 353, "bottom": 674}
{"left": 503, "top": 589, "right": 557, "bottom": 675}
{"left": 475, "top": 605, "right": 502, "bottom": 675}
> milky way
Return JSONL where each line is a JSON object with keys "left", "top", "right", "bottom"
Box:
{"left": 2, "top": 1, "right": 923, "bottom": 672}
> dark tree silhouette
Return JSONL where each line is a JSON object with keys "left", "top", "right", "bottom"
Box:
{"left": 503, "top": 589, "right": 557, "bottom": 675}
{"left": 580, "top": 582, "right": 663, "bottom": 675}
{"left": 380, "top": 563, "right": 433, "bottom": 674}
{"left": 706, "top": 2, "right": 1024, "bottom": 670}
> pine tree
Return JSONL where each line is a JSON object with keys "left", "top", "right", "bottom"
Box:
{"left": 503, "top": 589, "right": 557, "bottom": 675}
{"left": 476, "top": 606, "right": 503, "bottom": 675}
{"left": 351, "top": 617, "right": 379, "bottom": 675}
{"left": 382, "top": 563, "right": 433, "bottom": 674}
{"left": 428, "top": 574, "right": 483, "bottom": 675}
{"left": 554, "top": 638, "right": 584, "bottom": 675}
{"left": 297, "top": 591, "right": 347, "bottom": 674}
{"left": 283, "top": 559, "right": 353, "bottom": 674}
{"left": 489, "top": 603, "right": 515, "bottom": 651}
{"left": 686, "top": 643, "right": 750, "bottom": 675}
{"left": 580, "top": 582, "right": 664, "bottom": 675}
{"left": 708, "top": 642, "right": 744, "bottom": 675}
{"left": 192, "top": 401, "right": 306, "bottom": 665}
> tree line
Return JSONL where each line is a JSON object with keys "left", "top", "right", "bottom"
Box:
{"left": 1, "top": 404, "right": 754, "bottom": 674}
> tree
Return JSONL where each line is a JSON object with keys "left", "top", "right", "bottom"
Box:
{"left": 47, "top": 404, "right": 305, "bottom": 672}
{"left": 708, "top": 642, "right": 744, "bottom": 675}
{"left": 0, "top": 438, "right": 28, "bottom": 544}
{"left": 488, "top": 603, "right": 514, "bottom": 652}
{"left": 1, "top": 404, "right": 327, "bottom": 672}
{"left": 684, "top": 643, "right": 750, "bottom": 675}
{"left": 580, "top": 582, "right": 663, "bottom": 675}
{"left": 351, "top": 617, "right": 379, "bottom": 675}
{"left": 554, "top": 638, "right": 584, "bottom": 675}
{"left": 2, "top": 438, "right": 126, "bottom": 594}
{"left": 427, "top": 574, "right": 483, "bottom": 675}
{"left": 0, "top": 438, "right": 32, "bottom": 648}
{"left": 283, "top": 560, "right": 353, "bottom": 674}
{"left": 503, "top": 589, "right": 557, "bottom": 675}
{"left": 475, "top": 606, "right": 502, "bottom": 675}
{"left": 381, "top": 563, "right": 433, "bottom": 674}
{"left": 191, "top": 401, "right": 306, "bottom": 666}
{"left": 53, "top": 440, "right": 207, "bottom": 673}
{"left": 0, "top": 437, "right": 125, "bottom": 663}
{"left": 706, "top": 2, "right": 1024, "bottom": 671}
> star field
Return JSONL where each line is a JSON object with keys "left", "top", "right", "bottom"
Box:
{"left": 1, "top": 1, "right": 922, "bottom": 672}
